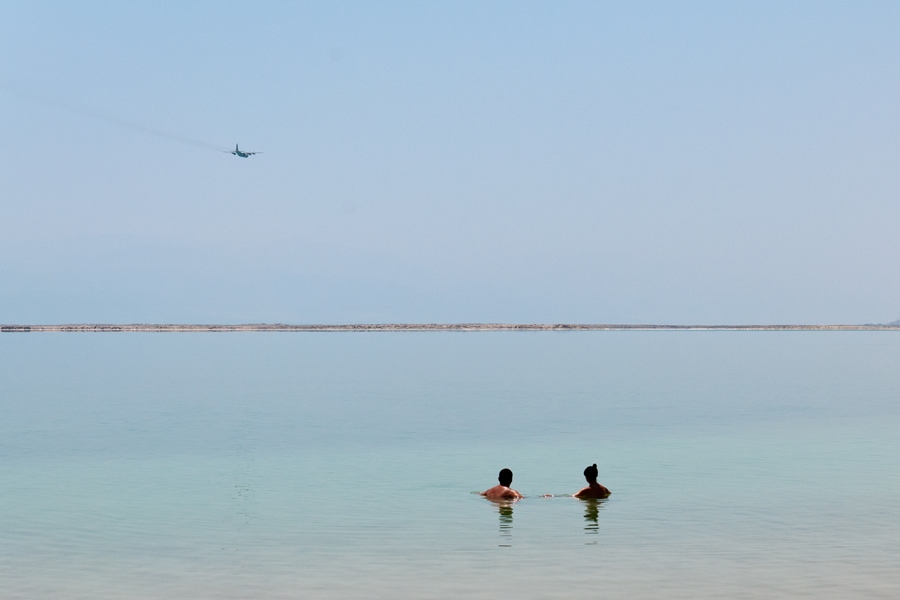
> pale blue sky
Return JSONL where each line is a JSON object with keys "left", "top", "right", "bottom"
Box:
{"left": 2, "top": 2, "right": 898, "bottom": 324}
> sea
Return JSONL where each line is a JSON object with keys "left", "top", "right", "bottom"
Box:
{"left": 2, "top": 331, "right": 899, "bottom": 599}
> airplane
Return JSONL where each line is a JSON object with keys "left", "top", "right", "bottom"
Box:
{"left": 227, "top": 143, "right": 261, "bottom": 158}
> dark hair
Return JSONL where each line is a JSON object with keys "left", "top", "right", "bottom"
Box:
{"left": 498, "top": 468, "right": 513, "bottom": 486}
{"left": 584, "top": 463, "right": 598, "bottom": 481}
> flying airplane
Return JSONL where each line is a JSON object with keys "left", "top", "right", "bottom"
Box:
{"left": 227, "top": 143, "right": 261, "bottom": 158}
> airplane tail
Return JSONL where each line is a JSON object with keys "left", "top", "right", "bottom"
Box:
{"left": 235, "top": 144, "right": 240, "bottom": 152}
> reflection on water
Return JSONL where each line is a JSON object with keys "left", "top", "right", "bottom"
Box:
{"left": 580, "top": 498, "right": 604, "bottom": 544}
{"left": 488, "top": 500, "right": 515, "bottom": 547}
{"left": 483, "top": 497, "right": 606, "bottom": 547}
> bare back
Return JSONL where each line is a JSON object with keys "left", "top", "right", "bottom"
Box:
{"left": 481, "top": 485, "right": 523, "bottom": 501}
{"left": 573, "top": 482, "right": 611, "bottom": 499}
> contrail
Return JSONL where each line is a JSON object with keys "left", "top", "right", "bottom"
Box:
{"left": 0, "top": 81, "right": 225, "bottom": 152}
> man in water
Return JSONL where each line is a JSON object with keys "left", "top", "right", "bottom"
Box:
{"left": 481, "top": 468, "right": 524, "bottom": 501}
{"left": 573, "top": 463, "right": 611, "bottom": 499}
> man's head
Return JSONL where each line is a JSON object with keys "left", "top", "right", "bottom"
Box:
{"left": 584, "top": 463, "right": 598, "bottom": 483}
{"left": 498, "top": 468, "right": 514, "bottom": 487}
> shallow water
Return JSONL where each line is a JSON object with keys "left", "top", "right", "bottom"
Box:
{"left": 2, "top": 332, "right": 899, "bottom": 598}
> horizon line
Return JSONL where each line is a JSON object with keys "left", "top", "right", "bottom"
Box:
{"left": 2, "top": 323, "right": 899, "bottom": 332}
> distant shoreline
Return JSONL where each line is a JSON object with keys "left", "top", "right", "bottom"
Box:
{"left": 2, "top": 323, "right": 899, "bottom": 332}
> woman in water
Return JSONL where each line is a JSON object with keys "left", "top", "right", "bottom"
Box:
{"left": 573, "top": 463, "right": 611, "bottom": 499}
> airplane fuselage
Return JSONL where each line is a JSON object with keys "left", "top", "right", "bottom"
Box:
{"left": 231, "top": 144, "right": 256, "bottom": 158}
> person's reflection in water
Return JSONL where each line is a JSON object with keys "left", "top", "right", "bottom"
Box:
{"left": 580, "top": 498, "right": 602, "bottom": 543}
{"left": 495, "top": 500, "right": 514, "bottom": 547}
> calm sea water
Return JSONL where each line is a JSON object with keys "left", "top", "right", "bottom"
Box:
{"left": 2, "top": 332, "right": 899, "bottom": 599}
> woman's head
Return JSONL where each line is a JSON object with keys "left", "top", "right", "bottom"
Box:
{"left": 583, "top": 463, "right": 598, "bottom": 482}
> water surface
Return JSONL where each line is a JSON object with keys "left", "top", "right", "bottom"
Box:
{"left": 2, "top": 332, "right": 899, "bottom": 598}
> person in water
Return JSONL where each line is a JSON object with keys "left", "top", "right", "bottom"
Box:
{"left": 481, "top": 468, "right": 524, "bottom": 501}
{"left": 573, "top": 463, "right": 611, "bottom": 499}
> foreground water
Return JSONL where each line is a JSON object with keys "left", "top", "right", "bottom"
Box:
{"left": 2, "top": 332, "right": 899, "bottom": 599}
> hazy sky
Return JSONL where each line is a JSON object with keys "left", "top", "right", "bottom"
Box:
{"left": 2, "top": 2, "right": 898, "bottom": 324}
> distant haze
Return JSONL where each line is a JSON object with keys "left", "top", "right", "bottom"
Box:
{"left": 1, "top": 2, "right": 898, "bottom": 324}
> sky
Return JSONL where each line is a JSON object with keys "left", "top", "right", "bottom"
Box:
{"left": 1, "top": 1, "right": 899, "bottom": 324}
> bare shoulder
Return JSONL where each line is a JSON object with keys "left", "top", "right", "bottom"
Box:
{"left": 574, "top": 486, "right": 611, "bottom": 499}
{"left": 481, "top": 485, "right": 502, "bottom": 499}
{"left": 483, "top": 485, "right": 522, "bottom": 501}
{"left": 573, "top": 486, "right": 591, "bottom": 498}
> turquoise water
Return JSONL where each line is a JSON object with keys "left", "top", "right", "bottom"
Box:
{"left": 2, "top": 332, "right": 899, "bottom": 598}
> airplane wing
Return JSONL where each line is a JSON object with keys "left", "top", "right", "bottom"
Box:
{"left": 223, "top": 146, "right": 262, "bottom": 156}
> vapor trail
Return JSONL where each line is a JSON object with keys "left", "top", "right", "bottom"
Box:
{"left": 0, "top": 82, "right": 225, "bottom": 152}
